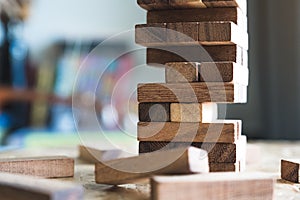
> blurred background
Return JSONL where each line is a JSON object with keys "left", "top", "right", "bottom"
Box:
{"left": 0, "top": 0, "right": 299, "bottom": 148}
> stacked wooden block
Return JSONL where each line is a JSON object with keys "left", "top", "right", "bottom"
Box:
{"left": 135, "top": 0, "right": 248, "bottom": 172}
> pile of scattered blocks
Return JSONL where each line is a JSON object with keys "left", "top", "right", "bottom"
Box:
{"left": 135, "top": 0, "right": 249, "bottom": 173}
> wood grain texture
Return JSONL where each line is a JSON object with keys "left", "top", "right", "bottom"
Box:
{"left": 78, "top": 145, "right": 124, "bottom": 163}
{"left": 95, "top": 147, "right": 209, "bottom": 185}
{"left": 281, "top": 159, "right": 300, "bottom": 183}
{"left": 136, "top": 22, "right": 248, "bottom": 49}
{"left": 147, "top": 45, "right": 246, "bottom": 67}
{"left": 210, "top": 161, "right": 240, "bottom": 172}
{"left": 0, "top": 173, "right": 83, "bottom": 200}
{"left": 138, "top": 0, "right": 247, "bottom": 14}
{"left": 139, "top": 103, "right": 170, "bottom": 122}
{"left": 170, "top": 103, "right": 217, "bottom": 122}
{"left": 137, "top": 83, "right": 247, "bottom": 103}
{"left": 151, "top": 173, "right": 275, "bottom": 200}
{"left": 165, "top": 62, "right": 199, "bottom": 83}
{"left": 137, "top": 120, "right": 241, "bottom": 143}
{"left": 147, "top": 8, "right": 247, "bottom": 31}
{"left": 0, "top": 156, "right": 74, "bottom": 178}
{"left": 139, "top": 139, "right": 245, "bottom": 163}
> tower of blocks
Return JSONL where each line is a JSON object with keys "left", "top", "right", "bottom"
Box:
{"left": 135, "top": 0, "right": 248, "bottom": 172}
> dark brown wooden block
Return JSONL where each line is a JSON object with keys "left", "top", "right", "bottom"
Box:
{"left": 210, "top": 162, "right": 240, "bottom": 172}
{"left": 137, "top": 83, "right": 247, "bottom": 103}
{"left": 147, "top": 45, "right": 246, "bottom": 67}
{"left": 165, "top": 62, "right": 199, "bottom": 83}
{"left": 139, "top": 139, "right": 244, "bottom": 163}
{"left": 139, "top": 103, "right": 170, "bottom": 122}
{"left": 281, "top": 159, "right": 300, "bottom": 183}
{"left": 138, "top": 120, "right": 241, "bottom": 143}
{"left": 0, "top": 173, "right": 83, "bottom": 200}
{"left": 0, "top": 156, "right": 74, "bottom": 178}
{"left": 147, "top": 8, "right": 247, "bottom": 31}
{"left": 151, "top": 173, "right": 274, "bottom": 200}
{"left": 136, "top": 22, "right": 248, "bottom": 49}
{"left": 95, "top": 147, "right": 209, "bottom": 185}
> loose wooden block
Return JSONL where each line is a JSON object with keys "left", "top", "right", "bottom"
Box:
{"left": 165, "top": 62, "right": 199, "bottom": 83}
{"left": 199, "top": 62, "right": 249, "bottom": 85}
{"left": 78, "top": 145, "right": 124, "bottom": 163}
{"left": 281, "top": 159, "right": 300, "bottom": 183}
{"left": 170, "top": 103, "right": 217, "bottom": 122}
{"left": 0, "top": 173, "right": 83, "bottom": 200}
{"left": 139, "top": 103, "right": 170, "bottom": 122}
{"left": 151, "top": 173, "right": 275, "bottom": 200}
{"left": 0, "top": 156, "right": 74, "bottom": 178}
{"left": 136, "top": 22, "right": 248, "bottom": 49}
{"left": 137, "top": 83, "right": 247, "bottom": 103}
{"left": 147, "top": 45, "right": 246, "bottom": 67}
{"left": 95, "top": 147, "right": 209, "bottom": 185}
{"left": 139, "top": 136, "right": 246, "bottom": 163}
{"left": 210, "top": 162, "right": 240, "bottom": 172}
{"left": 147, "top": 7, "right": 247, "bottom": 31}
{"left": 138, "top": 120, "right": 241, "bottom": 143}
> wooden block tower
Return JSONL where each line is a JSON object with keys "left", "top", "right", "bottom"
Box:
{"left": 135, "top": 0, "right": 248, "bottom": 172}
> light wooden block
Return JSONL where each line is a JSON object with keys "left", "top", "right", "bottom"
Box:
{"left": 170, "top": 103, "right": 217, "bottom": 122}
{"left": 147, "top": 7, "right": 247, "bottom": 31}
{"left": 139, "top": 136, "right": 246, "bottom": 163}
{"left": 151, "top": 173, "right": 275, "bottom": 200}
{"left": 139, "top": 103, "right": 170, "bottom": 122}
{"left": 199, "top": 62, "right": 249, "bottom": 85}
{"left": 0, "top": 173, "right": 83, "bottom": 200}
{"left": 0, "top": 156, "right": 74, "bottom": 178}
{"left": 281, "top": 159, "right": 300, "bottom": 183}
{"left": 147, "top": 45, "right": 246, "bottom": 67}
{"left": 136, "top": 22, "right": 248, "bottom": 49}
{"left": 165, "top": 62, "right": 199, "bottom": 83}
{"left": 137, "top": 83, "right": 247, "bottom": 103}
{"left": 95, "top": 147, "right": 209, "bottom": 185}
{"left": 138, "top": 120, "right": 241, "bottom": 143}
{"left": 78, "top": 145, "right": 124, "bottom": 163}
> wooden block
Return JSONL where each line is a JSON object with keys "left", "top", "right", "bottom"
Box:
{"left": 170, "top": 0, "right": 207, "bottom": 8}
{"left": 0, "top": 173, "right": 83, "bottom": 200}
{"left": 137, "top": 83, "right": 247, "bottom": 103}
{"left": 138, "top": 120, "right": 241, "bottom": 143}
{"left": 135, "top": 23, "right": 167, "bottom": 45}
{"left": 139, "top": 136, "right": 246, "bottom": 163}
{"left": 170, "top": 103, "right": 217, "bottom": 122}
{"left": 166, "top": 62, "right": 199, "bottom": 83}
{"left": 199, "top": 62, "right": 249, "bottom": 85}
{"left": 203, "top": 0, "right": 247, "bottom": 14}
{"left": 0, "top": 156, "right": 74, "bottom": 178}
{"left": 210, "top": 162, "right": 240, "bottom": 172}
{"left": 136, "top": 22, "right": 248, "bottom": 49}
{"left": 78, "top": 145, "right": 124, "bottom": 163}
{"left": 151, "top": 173, "right": 275, "bottom": 200}
{"left": 95, "top": 147, "right": 209, "bottom": 185}
{"left": 281, "top": 159, "right": 300, "bottom": 183}
{"left": 147, "top": 45, "right": 246, "bottom": 67}
{"left": 147, "top": 7, "right": 247, "bottom": 31}
{"left": 137, "top": 0, "right": 170, "bottom": 10}
{"left": 139, "top": 103, "right": 170, "bottom": 122}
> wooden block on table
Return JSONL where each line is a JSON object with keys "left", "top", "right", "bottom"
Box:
{"left": 147, "top": 7, "right": 247, "bottom": 31}
{"left": 139, "top": 103, "right": 170, "bottom": 122}
{"left": 138, "top": 120, "right": 241, "bottom": 143}
{"left": 95, "top": 147, "right": 209, "bottom": 185}
{"left": 136, "top": 22, "right": 248, "bottom": 49}
{"left": 78, "top": 145, "right": 124, "bottom": 163}
{"left": 147, "top": 45, "right": 246, "bottom": 67}
{"left": 138, "top": 83, "right": 247, "bottom": 103}
{"left": 0, "top": 156, "right": 74, "bottom": 178}
{"left": 151, "top": 173, "right": 275, "bottom": 200}
{"left": 139, "top": 136, "right": 246, "bottom": 163}
{"left": 0, "top": 173, "right": 83, "bottom": 200}
{"left": 165, "top": 62, "right": 199, "bottom": 83}
{"left": 170, "top": 103, "right": 217, "bottom": 122}
{"left": 281, "top": 159, "right": 300, "bottom": 183}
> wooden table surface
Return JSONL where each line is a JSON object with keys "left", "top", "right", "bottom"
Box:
{"left": 0, "top": 141, "right": 299, "bottom": 200}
